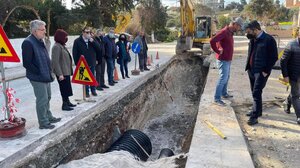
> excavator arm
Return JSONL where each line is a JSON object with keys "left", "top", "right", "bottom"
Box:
{"left": 180, "top": 0, "right": 195, "bottom": 37}
{"left": 176, "top": 0, "right": 213, "bottom": 54}
{"left": 176, "top": 0, "right": 195, "bottom": 54}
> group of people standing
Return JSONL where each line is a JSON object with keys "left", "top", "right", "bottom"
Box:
{"left": 22, "top": 19, "right": 149, "bottom": 129}
{"left": 210, "top": 18, "right": 300, "bottom": 126}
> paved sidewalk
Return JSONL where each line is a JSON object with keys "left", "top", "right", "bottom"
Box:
{"left": 186, "top": 54, "right": 253, "bottom": 167}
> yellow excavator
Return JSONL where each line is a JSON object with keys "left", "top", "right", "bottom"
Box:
{"left": 176, "top": 0, "right": 213, "bottom": 54}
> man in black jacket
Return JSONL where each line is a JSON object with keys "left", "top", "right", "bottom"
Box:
{"left": 103, "top": 28, "right": 118, "bottom": 86}
{"left": 95, "top": 29, "right": 109, "bottom": 90}
{"left": 280, "top": 36, "right": 300, "bottom": 125}
{"left": 245, "top": 20, "right": 278, "bottom": 125}
{"left": 73, "top": 27, "right": 101, "bottom": 97}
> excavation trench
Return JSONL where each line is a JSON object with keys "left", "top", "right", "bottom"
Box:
{"left": 8, "top": 53, "right": 208, "bottom": 168}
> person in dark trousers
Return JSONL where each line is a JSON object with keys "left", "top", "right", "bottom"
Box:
{"left": 95, "top": 29, "right": 109, "bottom": 90}
{"left": 22, "top": 20, "right": 61, "bottom": 129}
{"left": 134, "top": 30, "right": 149, "bottom": 72}
{"left": 116, "top": 34, "right": 131, "bottom": 79}
{"left": 245, "top": 20, "right": 278, "bottom": 125}
{"left": 283, "top": 94, "right": 292, "bottom": 114}
{"left": 210, "top": 17, "right": 244, "bottom": 106}
{"left": 51, "top": 29, "right": 76, "bottom": 111}
{"left": 72, "top": 27, "right": 101, "bottom": 97}
{"left": 103, "top": 28, "right": 118, "bottom": 86}
{"left": 280, "top": 35, "right": 300, "bottom": 125}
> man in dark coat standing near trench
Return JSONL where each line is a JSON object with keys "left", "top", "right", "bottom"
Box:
{"left": 73, "top": 27, "right": 101, "bottom": 97}
{"left": 245, "top": 20, "right": 278, "bottom": 125}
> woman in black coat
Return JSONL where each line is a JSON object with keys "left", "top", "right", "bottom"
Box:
{"left": 116, "top": 34, "right": 131, "bottom": 79}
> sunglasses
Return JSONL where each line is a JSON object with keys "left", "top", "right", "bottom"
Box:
{"left": 84, "top": 31, "right": 91, "bottom": 34}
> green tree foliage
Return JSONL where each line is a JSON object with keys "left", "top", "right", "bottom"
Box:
{"left": 138, "top": 0, "right": 168, "bottom": 34}
{"left": 0, "top": 0, "right": 139, "bottom": 37}
{"left": 0, "top": 0, "right": 69, "bottom": 37}
{"left": 244, "top": 0, "right": 275, "bottom": 20}
{"left": 217, "top": 15, "right": 231, "bottom": 29}
{"left": 225, "top": 2, "right": 243, "bottom": 12}
{"left": 240, "top": 0, "right": 247, "bottom": 6}
{"left": 72, "top": 0, "right": 137, "bottom": 29}
{"left": 194, "top": 4, "right": 214, "bottom": 16}
{"left": 166, "top": 7, "right": 180, "bottom": 28}
{"left": 271, "top": 3, "right": 295, "bottom": 22}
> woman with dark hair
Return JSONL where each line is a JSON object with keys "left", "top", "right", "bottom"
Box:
{"left": 51, "top": 29, "right": 76, "bottom": 111}
{"left": 116, "top": 34, "right": 131, "bottom": 79}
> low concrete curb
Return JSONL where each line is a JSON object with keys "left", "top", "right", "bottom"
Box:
{"left": 186, "top": 55, "right": 255, "bottom": 168}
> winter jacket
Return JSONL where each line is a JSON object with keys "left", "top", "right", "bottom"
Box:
{"left": 51, "top": 42, "right": 73, "bottom": 76}
{"left": 210, "top": 26, "right": 234, "bottom": 61}
{"left": 245, "top": 31, "right": 278, "bottom": 74}
{"left": 103, "top": 35, "right": 117, "bottom": 59}
{"left": 22, "top": 34, "right": 53, "bottom": 82}
{"left": 134, "top": 35, "right": 148, "bottom": 54}
{"left": 280, "top": 38, "right": 300, "bottom": 81}
{"left": 72, "top": 35, "right": 101, "bottom": 67}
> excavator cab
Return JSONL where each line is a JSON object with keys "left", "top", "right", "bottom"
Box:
{"left": 193, "top": 16, "right": 212, "bottom": 49}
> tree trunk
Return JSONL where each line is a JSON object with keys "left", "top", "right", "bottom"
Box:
{"left": 2, "top": 5, "right": 40, "bottom": 28}
{"left": 151, "top": 30, "right": 155, "bottom": 43}
{"left": 45, "top": 9, "right": 51, "bottom": 53}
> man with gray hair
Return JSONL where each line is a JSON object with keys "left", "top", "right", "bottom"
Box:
{"left": 22, "top": 20, "right": 61, "bottom": 129}
{"left": 210, "top": 17, "right": 244, "bottom": 106}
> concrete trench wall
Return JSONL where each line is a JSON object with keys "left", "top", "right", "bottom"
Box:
{"left": 5, "top": 54, "right": 208, "bottom": 168}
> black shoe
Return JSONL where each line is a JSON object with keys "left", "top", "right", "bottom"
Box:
{"left": 96, "top": 86, "right": 104, "bottom": 91}
{"left": 246, "top": 111, "right": 262, "bottom": 117}
{"left": 86, "top": 93, "right": 90, "bottom": 98}
{"left": 49, "top": 117, "right": 61, "bottom": 123}
{"left": 247, "top": 118, "right": 258, "bottom": 126}
{"left": 283, "top": 101, "right": 291, "bottom": 114}
{"left": 144, "top": 68, "right": 150, "bottom": 71}
{"left": 113, "top": 80, "right": 118, "bottom": 83}
{"left": 222, "top": 94, "right": 233, "bottom": 99}
{"left": 246, "top": 111, "right": 252, "bottom": 116}
{"left": 101, "top": 85, "right": 109, "bottom": 88}
{"left": 284, "top": 110, "right": 291, "bottom": 114}
{"left": 126, "top": 75, "right": 130, "bottom": 78}
{"left": 140, "top": 69, "right": 144, "bottom": 72}
{"left": 92, "top": 92, "right": 98, "bottom": 96}
{"left": 297, "top": 118, "right": 300, "bottom": 125}
{"left": 62, "top": 103, "right": 74, "bottom": 111}
{"left": 109, "top": 82, "right": 114, "bottom": 86}
{"left": 39, "top": 123, "right": 55, "bottom": 129}
{"left": 122, "top": 76, "right": 125, "bottom": 79}
{"left": 214, "top": 100, "right": 226, "bottom": 106}
{"left": 67, "top": 101, "right": 77, "bottom": 107}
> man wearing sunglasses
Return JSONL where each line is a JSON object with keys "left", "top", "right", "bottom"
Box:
{"left": 73, "top": 27, "right": 101, "bottom": 97}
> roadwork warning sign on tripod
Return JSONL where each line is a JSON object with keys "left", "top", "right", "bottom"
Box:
{"left": 72, "top": 55, "right": 98, "bottom": 86}
{"left": 0, "top": 25, "right": 20, "bottom": 62}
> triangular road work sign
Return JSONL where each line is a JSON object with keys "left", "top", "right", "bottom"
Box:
{"left": 72, "top": 55, "right": 98, "bottom": 86}
{"left": 0, "top": 25, "right": 20, "bottom": 62}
